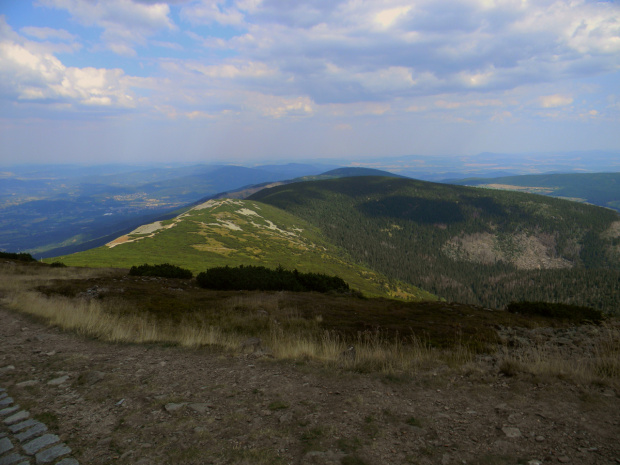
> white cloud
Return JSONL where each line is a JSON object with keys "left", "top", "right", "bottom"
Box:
{"left": 251, "top": 94, "right": 314, "bottom": 118}
{"left": 20, "top": 26, "right": 75, "bottom": 41}
{"left": 374, "top": 6, "right": 412, "bottom": 29}
{"left": 39, "top": 0, "right": 176, "bottom": 55}
{"left": 539, "top": 94, "right": 573, "bottom": 108}
{"left": 0, "top": 18, "right": 137, "bottom": 108}
{"left": 205, "top": 0, "right": 620, "bottom": 105}
{"left": 180, "top": 0, "right": 246, "bottom": 26}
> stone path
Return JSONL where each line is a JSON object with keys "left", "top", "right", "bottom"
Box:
{"left": 0, "top": 387, "right": 78, "bottom": 465}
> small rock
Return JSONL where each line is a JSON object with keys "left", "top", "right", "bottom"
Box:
{"left": 0, "top": 365, "right": 15, "bottom": 373}
{"left": 97, "top": 437, "right": 112, "bottom": 447}
{"left": 557, "top": 457, "right": 570, "bottom": 463}
{"left": 279, "top": 411, "right": 293, "bottom": 423}
{"left": 535, "top": 436, "right": 545, "bottom": 442}
{"left": 164, "top": 403, "right": 187, "bottom": 412}
{"left": 16, "top": 380, "right": 39, "bottom": 388}
{"left": 527, "top": 461, "right": 542, "bottom": 465}
{"left": 47, "top": 376, "right": 69, "bottom": 386}
{"left": 188, "top": 403, "right": 210, "bottom": 413}
{"left": 56, "top": 459, "right": 79, "bottom": 465}
{"left": 501, "top": 426, "right": 522, "bottom": 438}
{"left": 602, "top": 389, "right": 616, "bottom": 397}
{"left": 300, "top": 450, "right": 344, "bottom": 465}
{"left": 81, "top": 371, "right": 105, "bottom": 386}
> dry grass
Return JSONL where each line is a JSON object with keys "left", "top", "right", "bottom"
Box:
{"left": 1, "top": 261, "right": 618, "bottom": 383}
{"left": 496, "top": 324, "right": 620, "bottom": 385}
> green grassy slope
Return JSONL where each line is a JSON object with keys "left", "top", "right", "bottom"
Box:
{"left": 50, "top": 198, "right": 435, "bottom": 300}
{"left": 450, "top": 172, "right": 620, "bottom": 212}
{"left": 250, "top": 176, "right": 620, "bottom": 312}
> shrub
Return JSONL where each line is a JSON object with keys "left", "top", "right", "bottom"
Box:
{"left": 129, "top": 263, "right": 193, "bottom": 279}
{"left": 506, "top": 301, "right": 604, "bottom": 323}
{"left": 0, "top": 251, "right": 36, "bottom": 262}
{"left": 49, "top": 261, "right": 67, "bottom": 268}
{"left": 195, "top": 265, "right": 349, "bottom": 293}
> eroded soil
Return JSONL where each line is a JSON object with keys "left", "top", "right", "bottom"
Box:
{"left": 1, "top": 307, "right": 619, "bottom": 465}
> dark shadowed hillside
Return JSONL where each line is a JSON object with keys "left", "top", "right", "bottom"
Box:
{"left": 250, "top": 176, "right": 620, "bottom": 312}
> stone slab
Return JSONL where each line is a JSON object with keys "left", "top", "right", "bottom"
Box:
{"left": 0, "top": 398, "right": 14, "bottom": 407}
{"left": 0, "top": 453, "right": 27, "bottom": 465}
{"left": 35, "top": 443, "right": 71, "bottom": 464}
{"left": 23, "top": 434, "right": 60, "bottom": 455}
{"left": 8, "top": 419, "right": 37, "bottom": 433}
{"left": 0, "top": 437, "right": 14, "bottom": 455}
{"left": 3, "top": 411, "right": 29, "bottom": 426}
{"left": 0, "top": 406, "right": 20, "bottom": 417}
{"left": 16, "top": 422, "right": 48, "bottom": 442}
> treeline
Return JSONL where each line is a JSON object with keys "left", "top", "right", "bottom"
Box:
{"left": 129, "top": 263, "right": 193, "bottom": 279}
{"left": 196, "top": 265, "right": 350, "bottom": 293}
{"left": 0, "top": 251, "right": 36, "bottom": 262}
{"left": 506, "top": 301, "right": 604, "bottom": 323}
{"left": 251, "top": 176, "right": 620, "bottom": 313}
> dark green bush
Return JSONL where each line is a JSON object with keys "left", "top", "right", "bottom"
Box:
{"left": 129, "top": 263, "right": 193, "bottom": 279}
{"left": 49, "top": 261, "right": 67, "bottom": 268}
{"left": 506, "top": 301, "right": 604, "bottom": 323}
{"left": 195, "top": 265, "right": 349, "bottom": 293}
{"left": 0, "top": 251, "right": 36, "bottom": 262}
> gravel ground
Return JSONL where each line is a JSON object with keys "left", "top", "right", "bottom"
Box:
{"left": 1, "top": 306, "right": 619, "bottom": 465}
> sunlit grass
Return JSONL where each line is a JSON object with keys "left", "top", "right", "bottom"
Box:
{"left": 1, "top": 261, "right": 618, "bottom": 384}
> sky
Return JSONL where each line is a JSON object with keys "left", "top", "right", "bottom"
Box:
{"left": 0, "top": 0, "right": 619, "bottom": 165}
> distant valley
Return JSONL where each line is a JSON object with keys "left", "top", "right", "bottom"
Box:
{"left": 450, "top": 172, "right": 620, "bottom": 213}
{"left": 0, "top": 163, "right": 337, "bottom": 256}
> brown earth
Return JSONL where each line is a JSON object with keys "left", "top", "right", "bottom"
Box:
{"left": 1, "top": 307, "right": 619, "bottom": 465}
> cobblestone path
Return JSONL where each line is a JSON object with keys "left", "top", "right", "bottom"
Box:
{"left": 0, "top": 387, "right": 78, "bottom": 465}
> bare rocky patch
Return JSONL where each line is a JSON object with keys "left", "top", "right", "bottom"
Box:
{"left": 443, "top": 232, "right": 572, "bottom": 270}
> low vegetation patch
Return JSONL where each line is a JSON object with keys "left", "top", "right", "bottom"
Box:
{"left": 506, "top": 301, "right": 604, "bottom": 323}
{"left": 196, "top": 265, "right": 350, "bottom": 293}
{"left": 129, "top": 263, "right": 193, "bottom": 279}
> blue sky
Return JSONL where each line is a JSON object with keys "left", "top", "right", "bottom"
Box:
{"left": 1, "top": 0, "right": 619, "bottom": 164}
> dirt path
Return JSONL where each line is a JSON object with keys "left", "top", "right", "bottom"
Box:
{"left": 1, "top": 307, "right": 619, "bottom": 465}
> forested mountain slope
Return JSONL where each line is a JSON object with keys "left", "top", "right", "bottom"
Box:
{"left": 250, "top": 176, "right": 620, "bottom": 312}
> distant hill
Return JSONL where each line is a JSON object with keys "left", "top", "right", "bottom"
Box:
{"left": 0, "top": 163, "right": 336, "bottom": 257}
{"left": 309, "top": 167, "right": 404, "bottom": 179}
{"left": 51, "top": 198, "right": 435, "bottom": 300}
{"left": 448, "top": 172, "right": 620, "bottom": 212}
{"left": 250, "top": 176, "right": 620, "bottom": 312}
